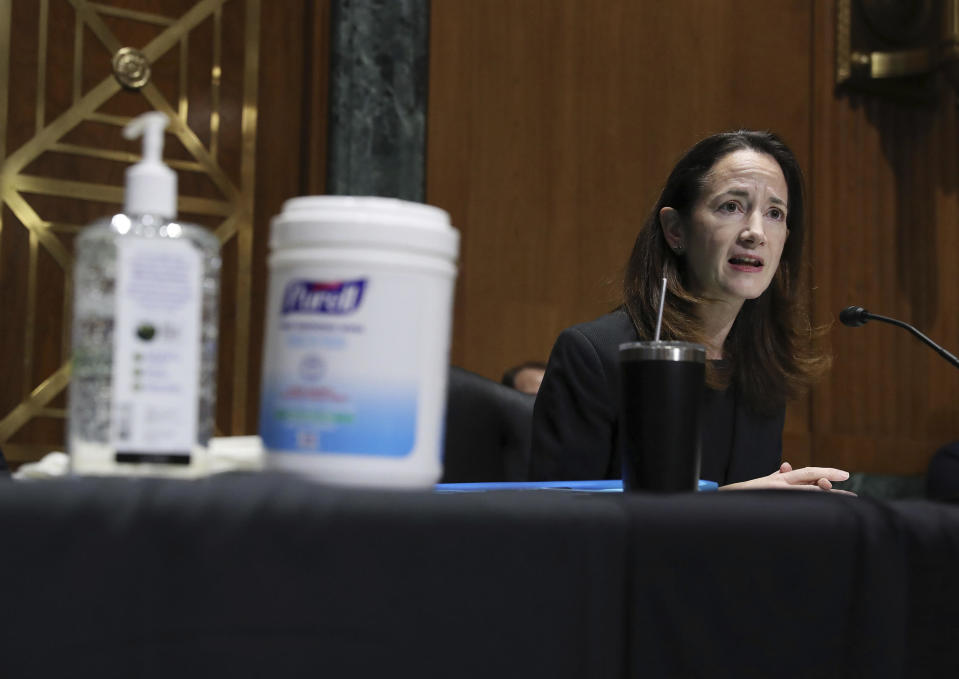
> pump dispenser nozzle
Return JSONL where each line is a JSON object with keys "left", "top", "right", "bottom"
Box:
{"left": 122, "top": 112, "right": 177, "bottom": 219}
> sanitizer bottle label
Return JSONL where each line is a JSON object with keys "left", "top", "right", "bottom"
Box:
{"left": 110, "top": 238, "right": 202, "bottom": 459}
{"left": 259, "top": 267, "right": 422, "bottom": 457}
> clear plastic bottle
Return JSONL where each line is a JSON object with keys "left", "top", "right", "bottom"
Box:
{"left": 68, "top": 112, "right": 221, "bottom": 476}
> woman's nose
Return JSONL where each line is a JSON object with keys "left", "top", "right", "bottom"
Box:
{"left": 739, "top": 213, "right": 766, "bottom": 247}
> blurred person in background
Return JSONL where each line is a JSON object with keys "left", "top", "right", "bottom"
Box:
{"left": 502, "top": 361, "right": 547, "bottom": 395}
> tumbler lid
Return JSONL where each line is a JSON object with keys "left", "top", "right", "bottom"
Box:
{"left": 618, "top": 341, "right": 706, "bottom": 363}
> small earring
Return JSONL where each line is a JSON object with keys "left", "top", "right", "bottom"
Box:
{"left": 675, "top": 244, "right": 684, "bottom": 254}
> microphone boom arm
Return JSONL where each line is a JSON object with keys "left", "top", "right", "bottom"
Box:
{"left": 850, "top": 308, "right": 959, "bottom": 370}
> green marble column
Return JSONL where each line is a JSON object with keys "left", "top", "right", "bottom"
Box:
{"left": 327, "top": 0, "right": 430, "bottom": 202}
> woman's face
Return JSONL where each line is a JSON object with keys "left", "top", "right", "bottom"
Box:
{"left": 662, "top": 149, "right": 790, "bottom": 306}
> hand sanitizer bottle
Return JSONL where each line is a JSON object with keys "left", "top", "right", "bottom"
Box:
{"left": 68, "top": 112, "right": 221, "bottom": 477}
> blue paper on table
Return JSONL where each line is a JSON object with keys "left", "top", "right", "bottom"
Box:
{"left": 435, "top": 479, "right": 719, "bottom": 492}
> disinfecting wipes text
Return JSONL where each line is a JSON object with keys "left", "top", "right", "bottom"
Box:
{"left": 259, "top": 269, "right": 422, "bottom": 457}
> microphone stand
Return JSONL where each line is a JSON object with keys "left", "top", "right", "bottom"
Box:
{"left": 839, "top": 306, "right": 959, "bottom": 370}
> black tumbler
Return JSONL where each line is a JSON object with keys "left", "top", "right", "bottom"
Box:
{"left": 619, "top": 341, "right": 706, "bottom": 492}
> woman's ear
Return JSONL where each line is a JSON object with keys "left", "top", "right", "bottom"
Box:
{"left": 659, "top": 207, "right": 685, "bottom": 253}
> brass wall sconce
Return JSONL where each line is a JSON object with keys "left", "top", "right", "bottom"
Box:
{"left": 837, "top": 0, "right": 959, "bottom": 100}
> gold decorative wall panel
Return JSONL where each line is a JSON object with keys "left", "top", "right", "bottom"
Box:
{"left": 0, "top": 0, "right": 261, "bottom": 463}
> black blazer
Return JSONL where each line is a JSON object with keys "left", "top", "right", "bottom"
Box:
{"left": 529, "top": 309, "right": 785, "bottom": 484}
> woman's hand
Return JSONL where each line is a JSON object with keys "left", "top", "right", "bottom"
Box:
{"left": 719, "top": 462, "right": 856, "bottom": 495}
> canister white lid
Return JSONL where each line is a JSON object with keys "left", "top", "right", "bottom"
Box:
{"left": 271, "top": 196, "right": 459, "bottom": 260}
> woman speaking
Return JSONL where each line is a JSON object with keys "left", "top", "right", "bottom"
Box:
{"left": 530, "top": 130, "right": 850, "bottom": 491}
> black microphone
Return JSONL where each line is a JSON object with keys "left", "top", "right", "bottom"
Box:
{"left": 839, "top": 305, "right": 959, "bottom": 369}
{"left": 838, "top": 305, "right": 869, "bottom": 327}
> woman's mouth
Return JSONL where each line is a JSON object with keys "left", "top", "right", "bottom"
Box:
{"left": 728, "top": 255, "right": 764, "bottom": 272}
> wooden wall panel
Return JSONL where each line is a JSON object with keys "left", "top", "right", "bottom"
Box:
{"left": 809, "top": 1, "right": 959, "bottom": 475}
{"left": 427, "top": 0, "right": 818, "bottom": 466}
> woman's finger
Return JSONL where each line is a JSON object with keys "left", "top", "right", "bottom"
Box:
{"left": 783, "top": 467, "right": 850, "bottom": 484}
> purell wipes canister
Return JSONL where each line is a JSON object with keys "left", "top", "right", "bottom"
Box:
{"left": 259, "top": 197, "right": 459, "bottom": 487}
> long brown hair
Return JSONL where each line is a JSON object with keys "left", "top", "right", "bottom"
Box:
{"left": 623, "top": 130, "right": 829, "bottom": 414}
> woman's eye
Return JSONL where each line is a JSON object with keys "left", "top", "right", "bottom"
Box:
{"left": 767, "top": 207, "right": 785, "bottom": 221}
{"left": 720, "top": 201, "right": 739, "bottom": 213}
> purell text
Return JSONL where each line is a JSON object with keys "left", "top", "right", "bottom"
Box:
{"left": 282, "top": 279, "right": 367, "bottom": 315}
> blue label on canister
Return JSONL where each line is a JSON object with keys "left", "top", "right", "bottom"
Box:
{"left": 259, "top": 380, "right": 416, "bottom": 457}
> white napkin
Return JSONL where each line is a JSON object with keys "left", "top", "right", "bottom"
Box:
{"left": 13, "top": 451, "right": 70, "bottom": 480}
{"left": 13, "top": 436, "right": 265, "bottom": 480}
{"left": 205, "top": 435, "right": 266, "bottom": 474}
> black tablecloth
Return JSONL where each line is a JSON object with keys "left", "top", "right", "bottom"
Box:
{"left": 1, "top": 474, "right": 958, "bottom": 678}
